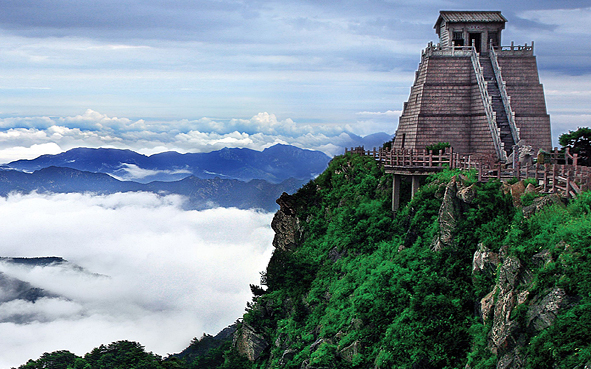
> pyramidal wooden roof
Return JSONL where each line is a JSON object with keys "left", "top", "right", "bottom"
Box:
{"left": 434, "top": 11, "right": 507, "bottom": 29}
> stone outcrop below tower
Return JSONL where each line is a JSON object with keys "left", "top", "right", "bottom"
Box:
{"left": 393, "top": 11, "right": 552, "bottom": 161}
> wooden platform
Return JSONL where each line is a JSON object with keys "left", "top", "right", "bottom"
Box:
{"left": 346, "top": 146, "right": 591, "bottom": 211}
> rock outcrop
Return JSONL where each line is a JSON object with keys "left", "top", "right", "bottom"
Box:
{"left": 474, "top": 246, "right": 575, "bottom": 369}
{"left": 431, "top": 176, "right": 475, "bottom": 251}
{"left": 522, "top": 193, "right": 564, "bottom": 218}
{"left": 271, "top": 192, "right": 304, "bottom": 251}
{"left": 233, "top": 323, "right": 269, "bottom": 362}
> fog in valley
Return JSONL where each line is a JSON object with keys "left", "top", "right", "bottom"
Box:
{"left": 0, "top": 192, "right": 274, "bottom": 368}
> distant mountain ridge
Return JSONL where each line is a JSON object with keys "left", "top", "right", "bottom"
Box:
{"left": 3, "top": 144, "right": 331, "bottom": 184}
{"left": 0, "top": 166, "right": 306, "bottom": 211}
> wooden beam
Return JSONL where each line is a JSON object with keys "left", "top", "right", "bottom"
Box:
{"left": 392, "top": 174, "right": 401, "bottom": 213}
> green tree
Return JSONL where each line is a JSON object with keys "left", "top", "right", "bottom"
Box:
{"left": 18, "top": 351, "right": 80, "bottom": 369}
{"left": 84, "top": 341, "right": 165, "bottom": 369}
{"left": 559, "top": 127, "right": 591, "bottom": 165}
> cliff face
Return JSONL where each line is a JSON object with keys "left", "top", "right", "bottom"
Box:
{"left": 230, "top": 154, "right": 591, "bottom": 369}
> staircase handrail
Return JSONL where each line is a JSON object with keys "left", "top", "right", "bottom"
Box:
{"left": 490, "top": 42, "right": 520, "bottom": 147}
{"left": 470, "top": 46, "right": 506, "bottom": 162}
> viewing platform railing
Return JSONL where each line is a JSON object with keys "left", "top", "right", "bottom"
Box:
{"left": 345, "top": 146, "right": 591, "bottom": 199}
{"left": 346, "top": 146, "right": 475, "bottom": 170}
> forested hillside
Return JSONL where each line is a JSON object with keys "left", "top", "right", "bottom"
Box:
{"left": 17, "top": 153, "right": 591, "bottom": 368}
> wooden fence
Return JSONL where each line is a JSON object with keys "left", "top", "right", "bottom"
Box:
{"left": 345, "top": 146, "right": 475, "bottom": 169}
{"left": 345, "top": 146, "right": 591, "bottom": 198}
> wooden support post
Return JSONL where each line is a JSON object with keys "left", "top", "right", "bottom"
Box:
{"left": 478, "top": 162, "right": 483, "bottom": 182}
{"left": 392, "top": 174, "right": 401, "bottom": 213}
{"left": 552, "top": 165, "right": 557, "bottom": 193}
{"left": 566, "top": 168, "right": 571, "bottom": 198}
{"left": 449, "top": 147, "right": 454, "bottom": 169}
{"left": 411, "top": 176, "right": 420, "bottom": 198}
{"left": 543, "top": 164, "right": 549, "bottom": 192}
{"left": 391, "top": 148, "right": 394, "bottom": 166}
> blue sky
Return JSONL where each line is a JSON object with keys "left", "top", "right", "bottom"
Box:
{"left": 0, "top": 0, "right": 589, "bottom": 161}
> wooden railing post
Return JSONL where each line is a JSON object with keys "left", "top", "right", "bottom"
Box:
{"left": 574, "top": 153, "right": 578, "bottom": 168}
{"left": 566, "top": 167, "right": 571, "bottom": 198}
{"left": 552, "top": 164, "right": 557, "bottom": 193}
{"left": 449, "top": 147, "right": 454, "bottom": 169}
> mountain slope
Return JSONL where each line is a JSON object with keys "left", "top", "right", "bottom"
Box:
{"left": 224, "top": 154, "right": 591, "bottom": 369}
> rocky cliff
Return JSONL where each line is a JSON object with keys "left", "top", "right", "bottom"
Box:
{"left": 229, "top": 154, "right": 591, "bottom": 369}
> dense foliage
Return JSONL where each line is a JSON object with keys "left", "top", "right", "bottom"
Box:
{"left": 229, "top": 155, "right": 513, "bottom": 368}
{"left": 425, "top": 141, "right": 451, "bottom": 154}
{"left": 17, "top": 153, "right": 591, "bottom": 368}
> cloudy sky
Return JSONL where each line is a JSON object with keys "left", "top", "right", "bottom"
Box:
{"left": 0, "top": 192, "right": 274, "bottom": 367}
{"left": 0, "top": 0, "right": 588, "bottom": 161}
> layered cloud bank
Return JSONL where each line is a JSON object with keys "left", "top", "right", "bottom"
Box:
{"left": 0, "top": 192, "right": 275, "bottom": 368}
{"left": 0, "top": 110, "right": 396, "bottom": 163}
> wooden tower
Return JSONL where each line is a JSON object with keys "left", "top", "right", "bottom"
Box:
{"left": 393, "top": 11, "right": 552, "bottom": 161}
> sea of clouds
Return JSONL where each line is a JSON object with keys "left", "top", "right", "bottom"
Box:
{"left": 0, "top": 191, "right": 275, "bottom": 368}
{"left": 0, "top": 110, "right": 399, "bottom": 163}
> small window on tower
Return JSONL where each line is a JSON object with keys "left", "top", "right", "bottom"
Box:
{"left": 453, "top": 31, "right": 464, "bottom": 46}
{"left": 489, "top": 32, "right": 499, "bottom": 48}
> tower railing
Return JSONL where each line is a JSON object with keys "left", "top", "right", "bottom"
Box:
{"left": 469, "top": 46, "right": 507, "bottom": 162}
{"left": 494, "top": 41, "right": 534, "bottom": 56}
{"left": 490, "top": 42, "right": 520, "bottom": 147}
{"left": 422, "top": 42, "right": 474, "bottom": 58}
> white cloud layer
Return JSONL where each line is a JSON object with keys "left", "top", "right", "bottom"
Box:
{"left": 0, "top": 109, "right": 399, "bottom": 162}
{"left": 0, "top": 192, "right": 275, "bottom": 368}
